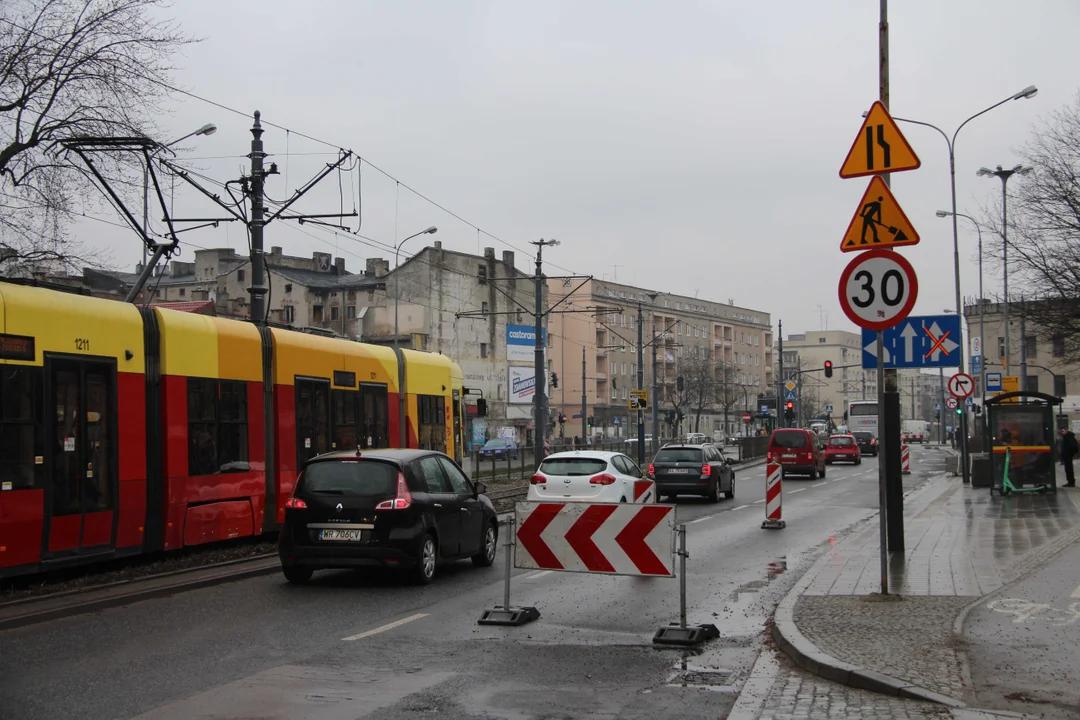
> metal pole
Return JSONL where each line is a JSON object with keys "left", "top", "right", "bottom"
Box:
{"left": 637, "top": 302, "right": 645, "bottom": 466}
{"left": 1001, "top": 173, "right": 1010, "bottom": 377}
{"left": 652, "top": 325, "right": 659, "bottom": 446}
{"left": 978, "top": 223, "right": 986, "bottom": 412}
{"left": 581, "top": 345, "right": 587, "bottom": 443}
{"left": 142, "top": 164, "right": 149, "bottom": 269}
{"left": 939, "top": 368, "right": 945, "bottom": 443}
{"left": 248, "top": 111, "right": 268, "bottom": 325}
{"left": 947, "top": 144, "right": 970, "bottom": 484}
{"left": 1020, "top": 299, "right": 1028, "bottom": 398}
{"left": 534, "top": 244, "right": 546, "bottom": 453}
{"left": 678, "top": 524, "right": 687, "bottom": 629}
{"left": 502, "top": 515, "right": 514, "bottom": 610}
{"left": 877, "top": 0, "right": 889, "bottom": 596}
{"left": 777, "top": 320, "right": 784, "bottom": 428}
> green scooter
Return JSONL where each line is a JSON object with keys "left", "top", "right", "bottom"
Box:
{"left": 993, "top": 447, "right": 1049, "bottom": 496}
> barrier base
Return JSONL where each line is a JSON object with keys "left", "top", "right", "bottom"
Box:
{"left": 761, "top": 518, "right": 786, "bottom": 530}
{"left": 477, "top": 605, "right": 541, "bottom": 626}
{"left": 652, "top": 622, "right": 720, "bottom": 646}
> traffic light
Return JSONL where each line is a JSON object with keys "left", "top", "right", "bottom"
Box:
{"left": 784, "top": 401, "right": 795, "bottom": 422}
{"left": 676, "top": 376, "right": 684, "bottom": 392}
{"left": 956, "top": 407, "right": 963, "bottom": 415}
{"left": 587, "top": 415, "right": 594, "bottom": 427}
{"left": 551, "top": 372, "right": 558, "bottom": 389}
{"left": 558, "top": 413, "right": 566, "bottom": 424}
{"left": 824, "top": 360, "right": 833, "bottom": 378}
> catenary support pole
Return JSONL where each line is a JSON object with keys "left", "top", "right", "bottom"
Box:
{"left": 637, "top": 302, "right": 646, "bottom": 466}
{"left": 581, "top": 345, "right": 587, "bottom": 443}
{"left": 248, "top": 111, "right": 268, "bottom": 325}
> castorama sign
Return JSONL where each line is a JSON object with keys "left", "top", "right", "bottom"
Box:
{"left": 506, "top": 324, "right": 546, "bottom": 362}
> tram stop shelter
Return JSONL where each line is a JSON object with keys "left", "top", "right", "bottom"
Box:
{"left": 983, "top": 391, "right": 1062, "bottom": 494}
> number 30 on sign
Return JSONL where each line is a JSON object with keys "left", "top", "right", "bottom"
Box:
{"left": 838, "top": 249, "right": 919, "bottom": 331}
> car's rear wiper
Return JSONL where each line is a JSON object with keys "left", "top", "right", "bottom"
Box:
{"left": 311, "top": 489, "right": 346, "bottom": 495}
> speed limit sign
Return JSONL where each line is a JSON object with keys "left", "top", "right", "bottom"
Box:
{"left": 838, "top": 249, "right": 918, "bottom": 331}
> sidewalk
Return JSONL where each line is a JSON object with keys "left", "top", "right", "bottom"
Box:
{"left": 771, "top": 465, "right": 1080, "bottom": 711}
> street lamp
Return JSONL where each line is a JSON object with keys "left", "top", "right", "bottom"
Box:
{"left": 143, "top": 124, "right": 217, "bottom": 265}
{"left": 392, "top": 225, "right": 438, "bottom": 350}
{"left": 937, "top": 210, "right": 986, "bottom": 412}
{"left": 883, "top": 85, "right": 1037, "bottom": 484}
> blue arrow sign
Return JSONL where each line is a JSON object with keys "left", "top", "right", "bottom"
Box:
{"left": 862, "top": 314, "right": 963, "bottom": 369}
{"left": 972, "top": 354, "right": 982, "bottom": 376}
{"left": 986, "top": 372, "right": 1003, "bottom": 392}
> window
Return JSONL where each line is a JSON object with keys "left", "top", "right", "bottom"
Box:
{"left": 347, "top": 305, "right": 356, "bottom": 319}
{"left": 417, "top": 394, "right": 447, "bottom": 451}
{"left": 283, "top": 305, "right": 295, "bottom": 324}
{"left": 360, "top": 383, "right": 389, "bottom": 448}
{"left": 818, "top": 337, "right": 825, "bottom": 343}
{"left": 331, "top": 305, "right": 339, "bottom": 321}
{"left": 1054, "top": 374, "right": 1067, "bottom": 397}
{"left": 998, "top": 337, "right": 1006, "bottom": 359}
{"left": 1053, "top": 335, "right": 1065, "bottom": 358}
{"left": 285, "top": 284, "right": 293, "bottom": 293}
{"left": 438, "top": 456, "right": 473, "bottom": 494}
{"left": 237, "top": 269, "right": 245, "bottom": 282}
{"left": 1026, "top": 375, "right": 1040, "bottom": 393}
{"left": 294, "top": 378, "right": 330, "bottom": 468}
{"left": 188, "top": 378, "right": 249, "bottom": 476}
{"left": 611, "top": 383, "right": 617, "bottom": 399}
{"left": 0, "top": 367, "right": 43, "bottom": 489}
{"left": 478, "top": 265, "right": 488, "bottom": 284}
{"left": 1024, "top": 335, "right": 1038, "bottom": 358}
{"left": 416, "top": 456, "right": 451, "bottom": 493}
{"left": 332, "top": 389, "right": 359, "bottom": 450}
{"left": 179, "top": 288, "right": 186, "bottom": 297}
{"left": 481, "top": 301, "right": 489, "bottom": 313}
{"left": 480, "top": 343, "right": 488, "bottom": 359}
{"left": 622, "top": 362, "right": 627, "bottom": 375}
{"left": 631, "top": 363, "right": 636, "bottom": 376}
{"left": 313, "top": 305, "right": 324, "bottom": 323}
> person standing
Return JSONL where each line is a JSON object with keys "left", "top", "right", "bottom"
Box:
{"left": 1059, "top": 427, "right": 1077, "bottom": 487}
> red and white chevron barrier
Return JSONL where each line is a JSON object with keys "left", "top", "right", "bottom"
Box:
{"left": 515, "top": 502, "right": 675, "bottom": 577}
{"left": 901, "top": 444, "right": 910, "bottom": 475}
{"left": 633, "top": 479, "right": 656, "bottom": 504}
{"left": 762, "top": 461, "right": 786, "bottom": 529}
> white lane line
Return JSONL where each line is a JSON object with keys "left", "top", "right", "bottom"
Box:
{"left": 830, "top": 478, "right": 843, "bottom": 483}
{"left": 752, "top": 499, "right": 765, "bottom": 504}
{"left": 1072, "top": 584, "right": 1080, "bottom": 599}
{"left": 523, "top": 570, "right": 552, "bottom": 580}
{"left": 342, "top": 613, "right": 429, "bottom": 641}
{"left": 789, "top": 488, "right": 806, "bottom": 494}
{"left": 732, "top": 504, "right": 751, "bottom": 511}
{"left": 688, "top": 515, "right": 713, "bottom": 524}
{"left": 812, "top": 482, "right": 827, "bottom": 487}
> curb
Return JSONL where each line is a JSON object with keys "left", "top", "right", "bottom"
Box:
{"left": 0, "top": 556, "right": 280, "bottom": 631}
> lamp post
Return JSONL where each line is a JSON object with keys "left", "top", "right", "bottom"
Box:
{"left": 977, "top": 165, "right": 1032, "bottom": 378}
{"left": 885, "top": 85, "right": 1037, "bottom": 484}
{"left": 393, "top": 225, "right": 437, "bottom": 448}
{"left": 937, "top": 211, "right": 985, "bottom": 412}
{"left": 144, "top": 123, "right": 217, "bottom": 266}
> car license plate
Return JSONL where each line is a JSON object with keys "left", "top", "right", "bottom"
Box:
{"left": 667, "top": 468, "right": 691, "bottom": 474}
{"left": 320, "top": 528, "right": 366, "bottom": 541}
{"left": 782, "top": 454, "right": 796, "bottom": 459}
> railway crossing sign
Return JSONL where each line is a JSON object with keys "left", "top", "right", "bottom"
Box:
{"left": 629, "top": 389, "right": 648, "bottom": 410}
{"left": 839, "top": 101, "right": 921, "bottom": 179}
{"left": 838, "top": 249, "right": 918, "bottom": 331}
{"left": 948, "top": 372, "right": 974, "bottom": 399}
{"left": 840, "top": 176, "right": 920, "bottom": 252}
{"left": 859, "top": 314, "right": 961, "bottom": 369}
{"left": 945, "top": 397, "right": 959, "bottom": 410}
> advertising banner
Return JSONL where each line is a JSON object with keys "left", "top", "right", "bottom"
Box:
{"left": 510, "top": 366, "right": 546, "bottom": 404}
{"left": 506, "top": 324, "right": 546, "bottom": 362}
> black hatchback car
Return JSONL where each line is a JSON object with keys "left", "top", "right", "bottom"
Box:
{"left": 279, "top": 449, "right": 499, "bottom": 585}
{"left": 852, "top": 431, "right": 879, "bottom": 457}
{"left": 648, "top": 444, "right": 735, "bottom": 502}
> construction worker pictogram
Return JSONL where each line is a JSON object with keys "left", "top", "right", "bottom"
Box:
{"left": 839, "top": 100, "right": 921, "bottom": 178}
{"left": 841, "top": 176, "right": 920, "bottom": 252}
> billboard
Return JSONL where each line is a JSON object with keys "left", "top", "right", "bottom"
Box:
{"left": 506, "top": 324, "right": 546, "bottom": 362}
{"left": 509, "top": 366, "right": 547, "bottom": 404}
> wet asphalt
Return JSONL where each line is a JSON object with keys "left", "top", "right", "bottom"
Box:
{"left": 963, "top": 529, "right": 1080, "bottom": 718}
{"left": 0, "top": 447, "right": 945, "bottom": 720}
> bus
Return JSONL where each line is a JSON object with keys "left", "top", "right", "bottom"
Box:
{"left": 848, "top": 400, "right": 879, "bottom": 436}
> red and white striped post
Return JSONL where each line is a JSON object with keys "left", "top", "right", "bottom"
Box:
{"left": 901, "top": 444, "right": 911, "bottom": 475}
{"left": 762, "top": 461, "right": 786, "bottom": 529}
{"left": 544, "top": 438, "right": 551, "bottom": 458}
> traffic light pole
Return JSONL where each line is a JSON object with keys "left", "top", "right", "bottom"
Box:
{"left": 637, "top": 302, "right": 646, "bottom": 466}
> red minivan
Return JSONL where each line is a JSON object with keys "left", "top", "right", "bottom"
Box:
{"left": 768, "top": 428, "right": 826, "bottom": 479}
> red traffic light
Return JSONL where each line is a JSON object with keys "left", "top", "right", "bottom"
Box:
{"left": 824, "top": 360, "right": 833, "bottom": 378}
{"left": 785, "top": 401, "right": 794, "bottom": 409}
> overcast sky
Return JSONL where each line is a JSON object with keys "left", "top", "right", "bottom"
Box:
{"left": 72, "top": 0, "right": 1080, "bottom": 341}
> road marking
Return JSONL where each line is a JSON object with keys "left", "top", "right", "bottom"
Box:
{"left": 732, "top": 504, "right": 750, "bottom": 511}
{"left": 1072, "top": 584, "right": 1080, "bottom": 599}
{"left": 812, "top": 482, "right": 827, "bottom": 487}
{"left": 830, "top": 478, "right": 843, "bottom": 483}
{"left": 688, "top": 515, "right": 713, "bottom": 524}
{"left": 342, "top": 613, "right": 429, "bottom": 641}
{"left": 752, "top": 499, "right": 765, "bottom": 504}
{"left": 522, "top": 570, "right": 552, "bottom": 580}
{"left": 789, "top": 488, "right": 806, "bottom": 494}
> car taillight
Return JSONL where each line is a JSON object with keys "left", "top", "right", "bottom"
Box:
{"left": 589, "top": 473, "right": 618, "bottom": 485}
{"left": 647, "top": 463, "right": 654, "bottom": 477}
{"left": 285, "top": 496, "right": 307, "bottom": 509}
{"left": 767, "top": 451, "right": 773, "bottom": 461}
{"left": 530, "top": 473, "right": 547, "bottom": 485}
{"left": 375, "top": 472, "right": 412, "bottom": 510}
{"left": 701, "top": 463, "right": 712, "bottom": 477}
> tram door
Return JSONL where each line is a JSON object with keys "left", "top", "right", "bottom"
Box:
{"left": 44, "top": 356, "right": 117, "bottom": 557}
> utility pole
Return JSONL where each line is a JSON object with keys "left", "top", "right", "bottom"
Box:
{"left": 652, "top": 327, "right": 660, "bottom": 444}
{"left": 248, "top": 111, "right": 269, "bottom": 324}
{"left": 530, "top": 240, "right": 558, "bottom": 452}
{"left": 777, "top": 320, "right": 785, "bottom": 429}
{"left": 637, "top": 301, "right": 646, "bottom": 466}
{"left": 581, "top": 345, "right": 587, "bottom": 443}
{"left": 1020, "top": 299, "right": 1028, "bottom": 399}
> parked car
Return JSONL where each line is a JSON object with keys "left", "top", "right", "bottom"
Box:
{"left": 684, "top": 433, "right": 708, "bottom": 445}
{"left": 825, "top": 434, "right": 862, "bottom": 465}
{"left": 528, "top": 451, "right": 647, "bottom": 504}
{"left": 478, "top": 437, "right": 518, "bottom": 460}
{"left": 648, "top": 444, "right": 735, "bottom": 502}
{"left": 852, "top": 431, "right": 878, "bottom": 457}
{"left": 768, "top": 428, "right": 826, "bottom": 479}
{"left": 278, "top": 449, "right": 498, "bottom": 585}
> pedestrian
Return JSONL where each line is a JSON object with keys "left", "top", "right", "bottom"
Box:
{"left": 1059, "top": 427, "right": 1077, "bottom": 487}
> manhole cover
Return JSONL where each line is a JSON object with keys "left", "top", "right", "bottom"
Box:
{"left": 670, "top": 668, "right": 734, "bottom": 687}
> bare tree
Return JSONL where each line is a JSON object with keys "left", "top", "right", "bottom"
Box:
{"left": 715, "top": 361, "right": 749, "bottom": 437}
{"left": 1, "top": 0, "right": 194, "bottom": 273}
{"left": 679, "top": 350, "right": 716, "bottom": 433}
{"left": 979, "top": 92, "right": 1080, "bottom": 363}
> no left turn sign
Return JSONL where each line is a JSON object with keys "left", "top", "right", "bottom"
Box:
{"left": 838, "top": 249, "right": 919, "bottom": 331}
{"left": 948, "top": 372, "right": 974, "bottom": 399}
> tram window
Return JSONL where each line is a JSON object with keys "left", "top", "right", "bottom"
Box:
{"left": 0, "top": 367, "right": 43, "bottom": 489}
{"left": 417, "top": 394, "right": 446, "bottom": 450}
{"left": 187, "top": 378, "right": 249, "bottom": 476}
{"left": 332, "top": 389, "right": 359, "bottom": 450}
{"left": 360, "top": 383, "right": 388, "bottom": 448}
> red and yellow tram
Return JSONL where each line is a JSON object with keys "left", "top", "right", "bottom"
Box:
{"left": 0, "top": 281, "right": 465, "bottom": 578}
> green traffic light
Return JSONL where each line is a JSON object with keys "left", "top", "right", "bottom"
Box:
{"left": 955, "top": 408, "right": 963, "bottom": 414}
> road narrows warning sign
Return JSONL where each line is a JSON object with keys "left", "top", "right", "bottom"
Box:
{"left": 840, "top": 176, "right": 920, "bottom": 252}
{"left": 840, "top": 101, "right": 922, "bottom": 179}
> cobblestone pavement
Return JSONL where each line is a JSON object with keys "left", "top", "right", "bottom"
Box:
{"left": 793, "top": 595, "right": 974, "bottom": 699}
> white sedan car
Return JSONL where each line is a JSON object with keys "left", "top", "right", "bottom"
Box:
{"left": 527, "top": 451, "right": 647, "bottom": 503}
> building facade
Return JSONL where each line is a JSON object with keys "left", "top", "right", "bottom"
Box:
{"left": 547, "top": 279, "right": 773, "bottom": 441}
